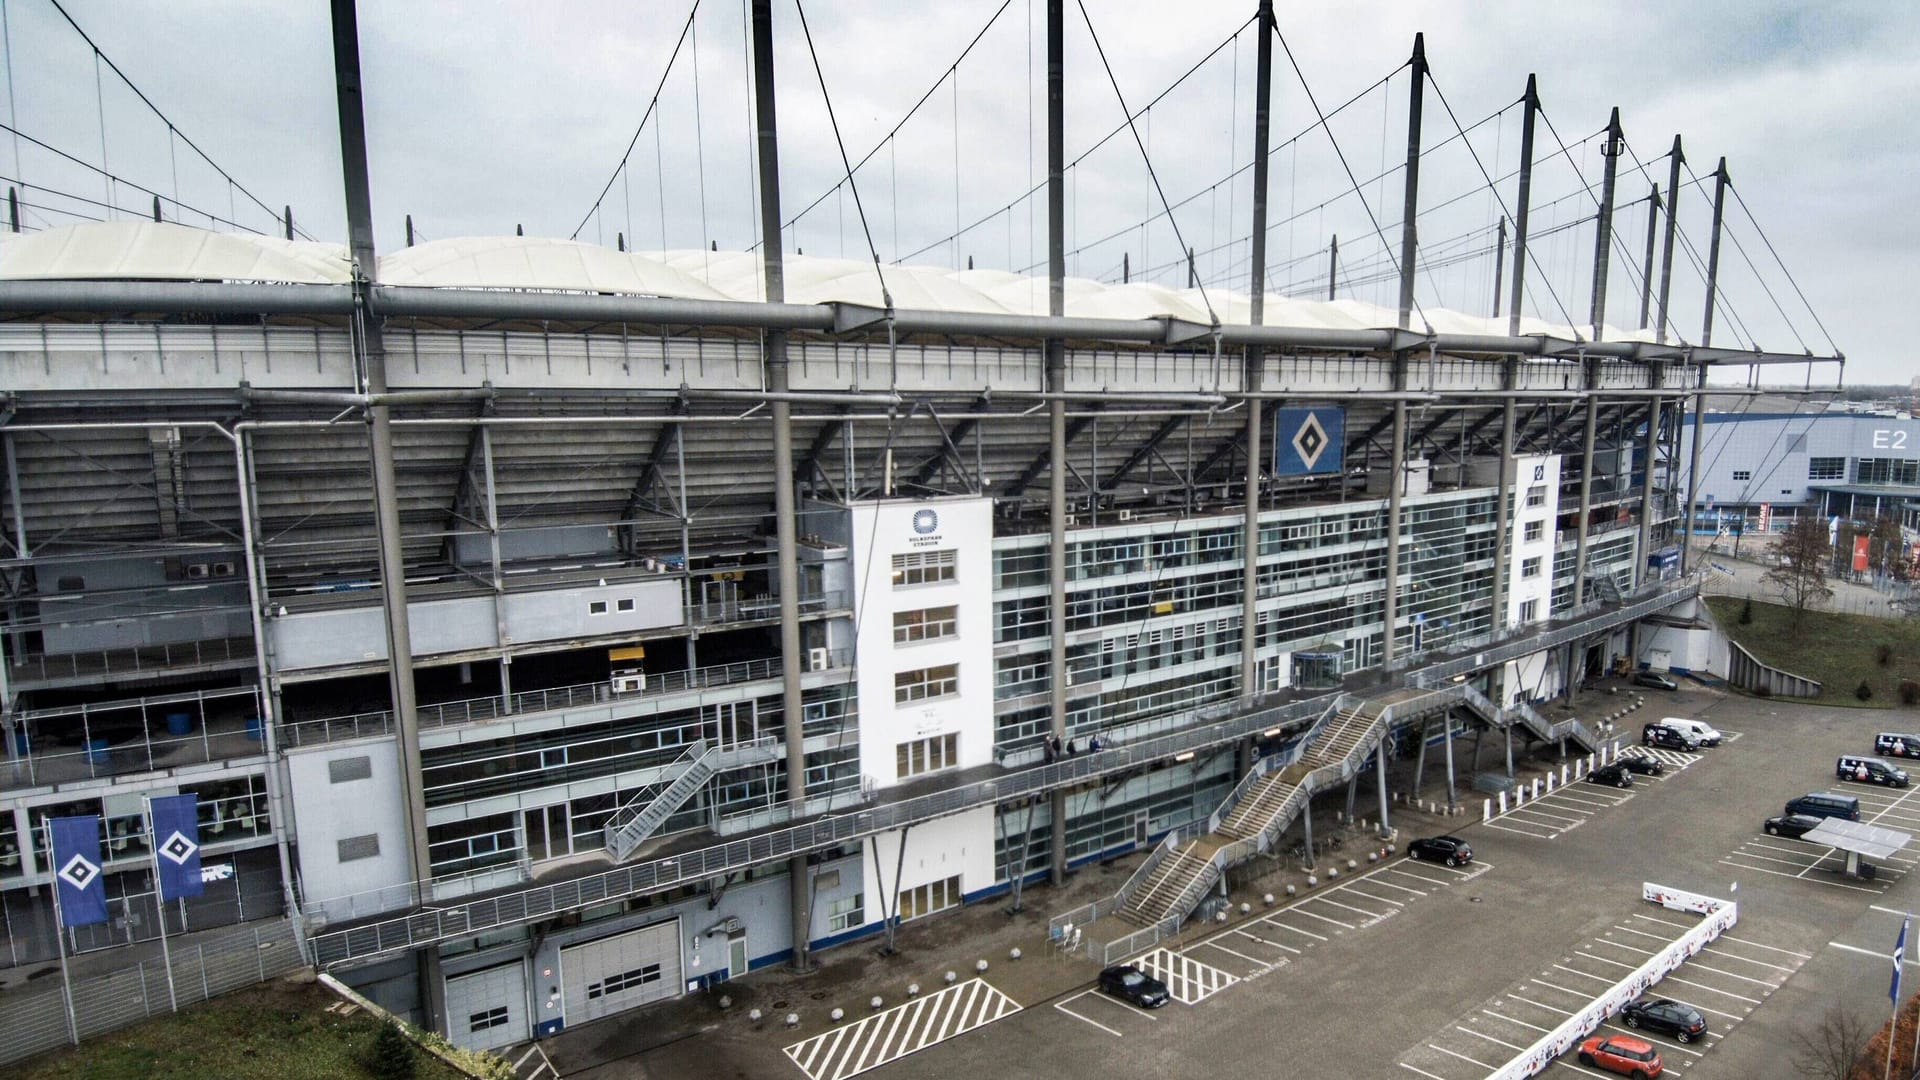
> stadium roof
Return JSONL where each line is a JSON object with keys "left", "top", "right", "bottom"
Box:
{"left": 1, "top": 221, "right": 1662, "bottom": 345}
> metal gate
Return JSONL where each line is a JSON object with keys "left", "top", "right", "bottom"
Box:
{"left": 445, "top": 959, "right": 529, "bottom": 1053}
{"left": 560, "top": 919, "right": 682, "bottom": 1026}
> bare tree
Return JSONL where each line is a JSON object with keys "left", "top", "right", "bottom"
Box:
{"left": 1788, "top": 1003, "right": 1873, "bottom": 1080}
{"left": 1764, "top": 516, "right": 1834, "bottom": 618}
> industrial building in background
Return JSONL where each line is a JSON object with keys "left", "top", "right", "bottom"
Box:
{"left": 0, "top": 0, "right": 1847, "bottom": 1059}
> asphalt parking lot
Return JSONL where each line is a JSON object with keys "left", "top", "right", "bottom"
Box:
{"left": 854, "top": 683, "right": 1920, "bottom": 1080}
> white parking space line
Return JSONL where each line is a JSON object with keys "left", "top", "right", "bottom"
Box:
{"left": 1718, "top": 858, "right": 1884, "bottom": 893}
{"left": 1549, "top": 964, "right": 1613, "bottom": 983}
{"left": 1233, "top": 928, "right": 1300, "bottom": 953}
{"left": 1273, "top": 922, "right": 1329, "bottom": 942}
{"left": 1370, "top": 874, "right": 1431, "bottom": 894}
{"left": 1484, "top": 820, "right": 1561, "bottom": 838}
{"left": 1310, "top": 895, "right": 1392, "bottom": 919}
{"left": 1483, "top": 1009, "right": 1552, "bottom": 1034}
{"left": 1342, "top": 885, "right": 1406, "bottom": 906}
{"left": 1289, "top": 907, "right": 1357, "bottom": 930}
{"left": 1136, "top": 947, "right": 1238, "bottom": 1005}
{"left": 1508, "top": 806, "right": 1589, "bottom": 826}
{"left": 1716, "top": 935, "right": 1812, "bottom": 959}
{"left": 1400, "top": 1064, "right": 1452, "bottom": 1079}
{"left": 1051, "top": 995, "right": 1122, "bottom": 1038}
{"left": 783, "top": 978, "right": 1020, "bottom": 1080}
{"left": 1454, "top": 1025, "right": 1527, "bottom": 1051}
{"left": 1830, "top": 941, "right": 1920, "bottom": 968}
{"left": 1427, "top": 1042, "right": 1499, "bottom": 1069}
{"left": 1195, "top": 937, "right": 1270, "bottom": 968}
{"left": 1660, "top": 975, "right": 1760, "bottom": 1007}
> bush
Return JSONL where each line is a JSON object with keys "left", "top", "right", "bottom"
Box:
{"left": 1856, "top": 681, "right": 1875, "bottom": 702}
{"left": 1880, "top": 643, "right": 1895, "bottom": 667}
{"left": 368, "top": 1021, "right": 417, "bottom": 1080}
{"left": 1740, "top": 597, "right": 1754, "bottom": 625}
{"left": 1901, "top": 680, "right": 1920, "bottom": 707}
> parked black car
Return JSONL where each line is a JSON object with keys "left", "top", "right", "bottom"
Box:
{"left": 1764, "top": 813, "right": 1823, "bottom": 839}
{"left": 1097, "top": 964, "right": 1170, "bottom": 1009}
{"left": 1642, "top": 723, "right": 1701, "bottom": 751}
{"left": 1619, "top": 997, "right": 1708, "bottom": 1043}
{"left": 1588, "top": 762, "right": 1635, "bottom": 788}
{"left": 1617, "top": 754, "right": 1666, "bottom": 776}
{"left": 1633, "top": 670, "right": 1680, "bottom": 691}
{"left": 1407, "top": 835, "right": 1474, "bottom": 866}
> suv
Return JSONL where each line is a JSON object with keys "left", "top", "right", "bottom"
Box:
{"left": 1642, "top": 723, "right": 1700, "bottom": 751}
{"left": 1633, "top": 670, "right": 1679, "bottom": 691}
{"left": 1588, "top": 762, "right": 1635, "bottom": 788}
{"left": 1407, "top": 835, "right": 1473, "bottom": 866}
{"left": 1619, "top": 997, "right": 1708, "bottom": 1043}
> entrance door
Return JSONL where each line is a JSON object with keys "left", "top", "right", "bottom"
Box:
{"left": 727, "top": 931, "right": 748, "bottom": 982}
{"left": 524, "top": 804, "right": 569, "bottom": 863}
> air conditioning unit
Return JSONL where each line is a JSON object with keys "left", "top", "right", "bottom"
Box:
{"left": 611, "top": 671, "right": 647, "bottom": 693}
{"left": 212, "top": 561, "right": 237, "bottom": 577}
{"left": 808, "top": 647, "right": 829, "bottom": 672}
{"left": 1118, "top": 509, "right": 1136, "bottom": 522}
{"left": 186, "top": 564, "right": 211, "bottom": 579}
{"left": 1063, "top": 514, "right": 1078, "bottom": 527}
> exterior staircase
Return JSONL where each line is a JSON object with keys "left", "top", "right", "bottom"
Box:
{"left": 1111, "top": 701, "right": 1387, "bottom": 930}
{"left": 603, "top": 737, "right": 780, "bottom": 861}
{"left": 1440, "top": 681, "right": 1599, "bottom": 756}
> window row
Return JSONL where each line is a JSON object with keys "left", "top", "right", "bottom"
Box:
{"left": 893, "top": 549, "right": 957, "bottom": 588}
{"left": 895, "top": 663, "right": 959, "bottom": 704}
{"left": 897, "top": 732, "right": 960, "bottom": 779}
{"left": 893, "top": 605, "right": 958, "bottom": 644}
{"left": 898, "top": 874, "right": 962, "bottom": 921}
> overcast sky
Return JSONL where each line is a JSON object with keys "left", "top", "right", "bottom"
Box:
{"left": 3, "top": 1, "right": 1914, "bottom": 384}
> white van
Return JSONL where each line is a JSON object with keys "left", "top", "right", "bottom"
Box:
{"left": 1661, "top": 717, "right": 1722, "bottom": 747}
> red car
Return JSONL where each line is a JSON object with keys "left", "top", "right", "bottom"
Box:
{"left": 1578, "top": 1034, "right": 1663, "bottom": 1078}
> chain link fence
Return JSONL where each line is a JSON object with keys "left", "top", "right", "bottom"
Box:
{"left": 0, "top": 918, "right": 304, "bottom": 1068}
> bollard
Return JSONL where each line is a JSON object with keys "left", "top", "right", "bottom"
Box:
{"left": 1306, "top": 874, "right": 1318, "bottom": 887}
{"left": 786, "top": 1013, "right": 800, "bottom": 1028}
{"left": 908, "top": 983, "right": 921, "bottom": 997}
{"left": 1264, "top": 893, "right": 1276, "bottom": 906}
{"left": 1216, "top": 909, "right": 1229, "bottom": 923}
{"left": 1532, "top": 777, "right": 1542, "bottom": 799}
{"left": 977, "top": 960, "right": 989, "bottom": 974}
{"left": 831, "top": 1007, "right": 845, "bottom": 1022}
{"left": 720, "top": 995, "right": 733, "bottom": 1010}
{"left": 1545, "top": 772, "right": 1555, "bottom": 792}
{"left": 872, "top": 996, "right": 885, "bottom": 1010}
{"left": 1010, "top": 947, "right": 1023, "bottom": 960}
{"left": 1497, "top": 791, "right": 1507, "bottom": 813}
{"left": 1561, "top": 764, "right": 1570, "bottom": 785}
{"left": 1286, "top": 884, "right": 1297, "bottom": 897}
{"left": 750, "top": 1008, "right": 764, "bottom": 1023}
{"left": 945, "top": 971, "right": 959, "bottom": 984}
{"left": 1369, "top": 851, "right": 1379, "bottom": 863}
{"left": 1328, "top": 866, "right": 1339, "bottom": 880}
{"left": 1240, "top": 902, "right": 1252, "bottom": 914}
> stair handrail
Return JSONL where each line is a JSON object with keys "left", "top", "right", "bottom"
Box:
{"left": 604, "top": 739, "right": 708, "bottom": 836}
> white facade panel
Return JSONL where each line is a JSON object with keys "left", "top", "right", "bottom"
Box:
{"left": 847, "top": 496, "right": 995, "bottom": 790}
{"left": 287, "top": 738, "right": 411, "bottom": 920}
{"left": 1506, "top": 454, "right": 1561, "bottom": 630}
{"left": 862, "top": 805, "right": 997, "bottom": 927}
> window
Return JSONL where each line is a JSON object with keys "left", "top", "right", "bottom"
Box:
{"left": 1521, "top": 557, "right": 1542, "bottom": 579}
{"left": 1808, "top": 457, "right": 1845, "bottom": 481}
{"left": 825, "top": 893, "right": 864, "bottom": 933}
{"left": 1523, "top": 521, "right": 1544, "bottom": 543}
{"left": 337, "top": 834, "right": 381, "bottom": 862}
{"left": 588, "top": 600, "right": 609, "bottom": 615}
{"left": 895, "top": 664, "right": 959, "bottom": 704}
{"left": 892, "top": 549, "right": 957, "bottom": 588}
{"left": 897, "top": 874, "right": 961, "bottom": 921}
{"left": 1731, "top": 470, "right": 1751, "bottom": 482}
{"left": 328, "top": 756, "right": 372, "bottom": 784}
{"left": 1518, "top": 599, "right": 1539, "bottom": 623}
{"left": 469, "top": 1007, "right": 510, "bottom": 1033}
{"left": 894, "top": 605, "right": 959, "bottom": 645}
{"left": 587, "top": 963, "right": 661, "bottom": 999}
{"left": 1525, "top": 485, "right": 1546, "bottom": 508}
{"left": 1857, "top": 458, "right": 1920, "bottom": 486}
{"left": 896, "top": 733, "right": 959, "bottom": 779}
{"left": 616, "top": 597, "right": 636, "bottom": 613}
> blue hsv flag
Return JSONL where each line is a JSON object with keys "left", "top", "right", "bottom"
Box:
{"left": 150, "top": 794, "right": 204, "bottom": 901}
{"left": 50, "top": 815, "right": 108, "bottom": 927}
{"left": 1894, "top": 914, "right": 1909, "bottom": 1006}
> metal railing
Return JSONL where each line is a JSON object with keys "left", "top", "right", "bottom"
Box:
{"left": 0, "top": 919, "right": 304, "bottom": 1068}
{"left": 603, "top": 736, "right": 781, "bottom": 859}
{"left": 1411, "top": 577, "right": 1701, "bottom": 686}
{"left": 6, "top": 636, "right": 257, "bottom": 684}
{"left": 281, "top": 650, "right": 850, "bottom": 748}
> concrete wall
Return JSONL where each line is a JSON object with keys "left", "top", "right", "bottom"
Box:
{"left": 862, "top": 806, "right": 997, "bottom": 926}
{"left": 287, "top": 737, "right": 411, "bottom": 918}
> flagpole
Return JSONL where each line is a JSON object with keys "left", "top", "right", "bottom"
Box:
{"left": 43, "top": 819, "right": 81, "bottom": 1047}
{"left": 143, "top": 796, "right": 180, "bottom": 1013}
{"left": 1910, "top": 909, "right": 1920, "bottom": 1078}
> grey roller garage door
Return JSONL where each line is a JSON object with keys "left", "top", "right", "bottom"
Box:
{"left": 561, "top": 919, "right": 682, "bottom": 1025}
{"left": 445, "top": 960, "right": 529, "bottom": 1053}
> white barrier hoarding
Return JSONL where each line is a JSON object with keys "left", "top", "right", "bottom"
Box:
{"left": 1485, "top": 885, "right": 1736, "bottom": 1080}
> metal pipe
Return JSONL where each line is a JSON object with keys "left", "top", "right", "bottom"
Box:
{"left": 747, "top": 0, "right": 813, "bottom": 974}
{"left": 1571, "top": 393, "right": 1599, "bottom": 608}
{"left": 237, "top": 387, "right": 495, "bottom": 407}
{"left": 1241, "top": 0, "right": 1276, "bottom": 707}
{"left": 1491, "top": 374, "right": 1516, "bottom": 635}
{"left": 1491, "top": 217, "right": 1506, "bottom": 320}
{"left": 1682, "top": 381, "right": 1707, "bottom": 573}
{"left": 1397, "top": 34, "right": 1427, "bottom": 332}
{"left": 1589, "top": 107, "right": 1623, "bottom": 341}
{"left": 1701, "top": 158, "right": 1730, "bottom": 348}
{"left": 1638, "top": 393, "right": 1662, "bottom": 586}
{"left": 1046, "top": 0, "right": 1070, "bottom": 890}
{"left": 1383, "top": 398, "right": 1407, "bottom": 667}
{"left": 1654, "top": 136, "right": 1684, "bottom": 344}
{"left": 1327, "top": 234, "right": 1338, "bottom": 301}
{"left": 1507, "top": 75, "right": 1538, "bottom": 337}
{"left": 1638, "top": 184, "right": 1660, "bottom": 329}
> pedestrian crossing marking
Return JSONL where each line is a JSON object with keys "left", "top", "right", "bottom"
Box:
{"left": 1135, "top": 946, "right": 1239, "bottom": 1005}
{"left": 783, "top": 978, "right": 1020, "bottom": 1080}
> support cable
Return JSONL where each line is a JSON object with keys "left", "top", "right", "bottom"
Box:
{"left": 44, "top": 0, "right": 302, "bottom": 236}
{"left": 0, "top": 125, "right": 269, "bottom": 232}
{"left": 1535, "top": 108, "right": 1656, "bottom": 326}
{"left": 1730, "top": 182, "right": 1835, "bottom": 353}
{"left": 1271, "top": 21, "right": 1422, "bottom": 328}
{"left": 570, "top": 0, "right": 700, "bottom": 240}
{"left": 1074, "top": 0, "right": 1215, "bottom": 324}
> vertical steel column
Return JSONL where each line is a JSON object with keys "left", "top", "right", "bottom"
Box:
{"left": 1701, "top": 158, "right": 1730, "bottom": 347}
{"left": 1683, "top": 378, "right": 1707, "bottom": 573}
{"left": 1240, "top": 0, "right": 1275, "bottom": 704}
{"left": 1654, "top": 136, "right": 1684, "bottom": 344}
{"left": 479, "top": 426, "right": 511, "bottom": 701}
{"left": 1589, "top": 108, "right": 1623, "bottom": 341}
{"left": 1491, "top": 217, "right": 1506, "bottom": 319}
{"left": 1442, "top": 714, "right": 1456, "bottom": 806}
{"left": 329, "top": 0, "right": 437, "bottom": 1028}
{"left": 1045, "top": 0, "right": 1070, "bottom": 888}
{"left": 748, "top": 0, "right": 813, "bottom": 972}
{"left": 1637, "top": 184, "right": 1660, "bottom": 330}
{"left": 1491, "top": 360, "right": 1517, "bottom": 636}
{"left": 1327, "top": 235, "right": 1338, "bottom": 300}
{"left": 1638, "top": 391, "right": 1662, "bottom": 588}
{"left": 1396, "top": 34, "right": 1427, "bottom": 332}
{"left": 1383, "top": 396, "right": 1407, "bottom": 667}
{"left": 1506, "top": 75, "right": 1538, "bottom": 337}
{"left": 1374, "top": 739, "right": 1390, "bottom": 835}
{"left": 1571, "top": 384, "right": 1599, "bottom": 609}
